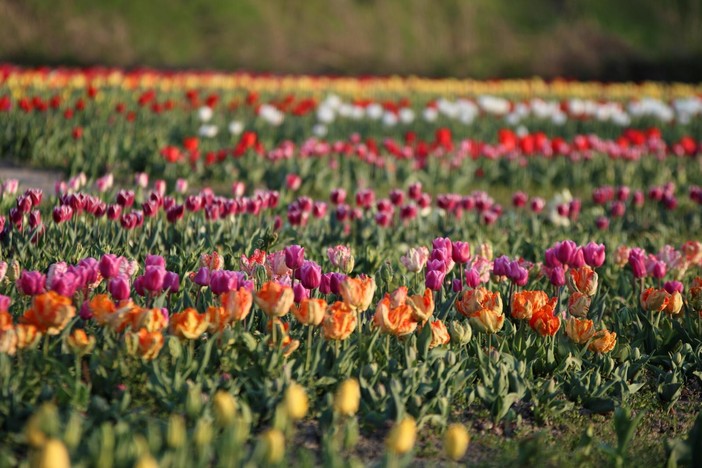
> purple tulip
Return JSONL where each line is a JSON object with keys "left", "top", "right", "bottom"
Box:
{"left": 17, "top": 271, "right": 46, "bottom": 295}
{"left": 143, "top": 266, "right": 166, "bottom": 293}
{"left": 163, "top": 272, "right": 180, "bottom": 293}
{"left": 293, "top": 283, "right": 310, "bottom": 303}
{"left": 432, "top": 237, "right": 453, "bottom": 257}
{"left": 425, "top": 269, "right": 446, "bottom": 291}
{"left": 582, "top": 242, "right": 606, "bottom": 268}
{"left": 80, "top": 300, "right": 92, "bottom": 320}
{"left": 78, "top": 258, "right": 100, "bottom": 285}
{"left": 109, "top": 275, "right": 131, "bottom": 301}
{"left": 134, "top": 276, "right": 146, "bottom": 296}
{"left": 452, "top": 278, "right": 463, "bottom": 292}
{"left": 493, "top": 255, "right": 511, "bottom": 277}
{"left": 0, "top": 294, "right": 10, "bottom": 311}
{"left": 284, "top": 245, "right": 305, "bottom": 270}
{"left": 427, "top": 259, "right": 447, "bottom": 274}
{"left": 193, "top": 267, "right": 211, "bottom": 287}
{"left": 548, "top": 266, "right": 566, "bottom": 287}
{"left": 664, "top": 281, "right": 684, "bottom": 294}
{"left": 329, "top": 273, "right": 346, "bottom": 295}
{"left": 209, "top": 270, "right": 237, "bottom": 295}
{"left": 299, "top": 261, "right": 322, "bottom": 289}
{"left": 145, "top": 254, "right": 166, "bottom": 268}
{"left": 651, "top": 261, "right": 667, "bottom": 279}
{"left": 451, "top": 241, "right": 471, "bottom": 264}
{"left": 319, "top": 273, "right": 333, "bottom": 295}
{"left": 51, "top": 271, "right": 80, "bottom": 297}
{"left": 99, "top": 254, "right": 121, "bottom": 279}
{"left": 570, "top": 249, "right": 586, "bottom": 268}
{"left": 544, "top": 247, "right": 562, "bottom": 268}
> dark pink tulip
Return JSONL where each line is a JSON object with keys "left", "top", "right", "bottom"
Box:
{"left": 664, "top": 281, "right": 683, "bottom": 294}
{"left": 418, "top": 193, "right": 431, "bottom": 209}
{"left": 52, "top": 205, "right": 73, "bottom": 224}
{"left": 616, "top": 186, "right": 630, "bottom": 202}
{"left": 284, "top": 245, "right": 305, "bottom": 270}
{"left": 556, "top": 240, "right": 577, "bottom": 266}
{"left": 530, "top": 197, "right": 545, "bottom": 213}
{"left": 142, "top": 200, "right": 159, "bottom": 217}
{"left": 651, "top": 261, "right": 667, "bottom": 279}
{"left": 286, "top": 173, "right": 302, "bottom": 191}
{"left": 595, "top": 216, "right": 610, "bottom": 230}
{"left": 512, "top": 191, "right": 528, "bottom": 208}
{"left": 319, "top": 273, "right": 332, "bottom": 294}
{"left": 99, "top": 254, "right": 121, "bottom": 279}
{"left": 25, "top": 188, "right": 43, "bottom": 207}
{"left": 452, "top": 278, "right": 463, "bottom": 292}
{"left": 610, "top": 201, "right": 626, "bottom": 217}
{"left": 375, "top": 211, "right": 392, "bottom": 228}
{"left": 632, "top": 190, "right": 645, "bottom": 207}
{"left": 134, "top": 276, "right": 146, "bottom": 296}
{"left": 570, "top": 249, "right": 586, "bottom": 268}
{"left": 0, "top": 295, "right": 10, "bottom": 311}
{"left": 164, "top": 272, "right": 180, "bottom": 293}
{"left": 29, "top": 210, "right": 41, "bottom": 229}
{"left": 451, "top": 241, "right": 471, "bottom": 264}
{"left": 389, "top": 189, "right": 404, "bottom": 206}
{"left": 376, "top": 198, "right": 393, "bottom": 213}
{"left": 400, "top": 204, "right": 417, "bottom": 221}
{"left": 548, "top": 266, "right": 566, "bottom": 287}
{"left": 80, "top": 300, "right": 92, "bottom": 320}
{"left": 425, "top": 269, "right": 445, "bottom": 291}
{"left": 329, "top": 273, "right": 346, "bottom": 295}
{"left": 582, "top": 242, "right": 606, "bottom": 268}
{"left": 143, "top": 266, "right": 166, "bottom": 293}
{"left": 51, "top": 271, "right": 80, "bottom": 297}
{"left": 17, "top": 195, "right": 32, "bottom": 214}
{"left": 408, "top": 182, "right": 422, "bottom": 201}
{"left": 209, "top": 270, "right": 237, "bottom": 295}
{"left": 465, "top": 268, "right": 481, "bottom": 288}
{"left": 107, "top": 204, "right": 122, "bottom": 220}
{"left": 166, "top": 205, "right": 184, "bottom": 223}
{"left": 145, "top": 255, "right": 165, "bottom": 268}
{"left": 293, "top": 283, "right": 309, "bottom": 303}
{"left": 116, "top": 190, "right": 135, "bottom": 207}
{"left": 109, "top": 275, "right": 131, "bottom": 301}
{"left": 17, "top": 271, "right": 46, "bottom": 295}
{"left": 299, "top": 261, "right": 322, "bottom": 289}
{"left": 493, "top": 255, "right": 510, "bottom": 277}
{"left": 330, "top": 188, "right": 346, "bottom": 205}
{"left": 628, "top": 249, "right": 647, "bottom": 278}
{"left": 185, "top": 195, "right": 202, "bottom": 212}
{"left": 313, "top": 202, "right": 327, "bottom": 218}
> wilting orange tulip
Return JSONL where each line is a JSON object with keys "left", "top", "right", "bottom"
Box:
{"left": 0, "top": 310, "right": 12, "bottom": 331}
{"left": 664, "top": 291, "right": 683, "bottom": 316}
{"left": 455, "top": 288, "right": 503, "bottom": 318}
{"left": 292, "top": 298, "right": 327, "bottom": 326}
{"left": 136, "top": 308, "right": 168, "bottom": 332}
{"left": 88, "top": 294, "right": 117, "bottom": 326}
{"left": 567, "top": 292, "right": 591, "bottom": 318}
{"left": 254, "top": 282, "right": 294, "bottom": 318}
{"left": 529, "top": 308, "right": 561, "bottom": 336}
{"left": 207, "top": 306, "right": 230, "bottom": 333}
{"left": 511, "top": 290, "right": 551, "bottom": 320}
{"left": 323, "top": 301, "right": 357, "bottom": 340}
{"left": 15, "top": 324, "right": 41, "bottom": 350}
{"left": 564, "top": 317, "right": 594, "bottom": 344}
{"left": 170, "top": 308, "right": 208, "bottom": 339}
{"left": 267, "top": 319, "right": 300, "bottom": 357}
{"left": 429, "top": 320, "right": 451, "bottom": 348}
{"left": 339, "top": 275, "right": 376, "bottom": 312}
{"left": 20, "top": 291, "right": 75, "bottom": 335}
{"left": 567, "top": 266, "right": 598, "bottom": 296}
{"left": 373, "top": 295, "right": 417, "bottom": 336}
{"left": 588, "top": 329, "right": 617, "bottom": 353}
{"left": 0, "top": 328, "right": 17, "bottom": 355}
{"left": 66, "top": 328, "right": 96, "bottom": 355}
{"left": 640, "top": 288, "right": 670, "bottom": 313}
{"left": 126, "top": 328, "right": 164, "bottom": 360}
{"left": 221, "top": 287, "right": 253, "bottom": 323}
{"left": 406, "top": 288, "right": 435, "bottom": 323}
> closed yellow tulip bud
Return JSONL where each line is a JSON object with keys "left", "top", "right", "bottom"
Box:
{"left": 134, "top": 454, "right": 159, "bottom": 468}
{"left": 213, "top": 391, "right": 237, "bottom": 427}
{"left": 261, "top": 428, "right": 285, "bottom": 464}
{"left": 444, "top": 423, "right": 470, "bottom": 461}
{"left": 37, "top": 439, "right": 70, "bottom": 468}
{"left": 284, "top": 383, "right": 308, "bottom": 421}
{"left": 334, "top": 378, "right": 360, "bottom": 417}
{"left": 386, "top": 416, "right": 417, "bottom": 455}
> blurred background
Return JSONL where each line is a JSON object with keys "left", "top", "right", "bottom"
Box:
{"left": 1, "top": 0, "right": 701, "bottom": 81}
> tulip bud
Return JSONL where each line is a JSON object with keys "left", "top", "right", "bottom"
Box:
{"left": 166, "top": 414, "right": 186, "bottom": 448}
{"left": 283, "top": 383, "right": 308, "bottom": 421}
{"left": 213, "top": 391, "right": 237, "bottom": 427}
{"left": 334, "top": 378, "right": 360, "bottom": 417}
{"left": 449, "top": 321, "right": 472, "bottom": 344}
{"left": 284, "top": 245, "right": 305, "bottom": 270}
{"left": 444, "top": 423, "right": 470, "bottom": 461}
{"left": 386, "top": 416, "right": 417, "bottom": 455}
{"left": 261, "top": 428, "right": 285, "bottom": 464}
{"left": 36, "top": 439, "right": 71, "bottom": 468}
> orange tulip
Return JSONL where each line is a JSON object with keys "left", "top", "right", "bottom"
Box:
{"left": 664, "top": 291, "right": 683, "bottom": 316}
{"left": 588, "top": 329, "right": 617, "bottom": 353}
{"left": 207, "top": 306, "right": 230, "bottom": 333}
{"left": 567, "top": 292, "right": 591, "bottom": 318}
{"left": 170, "top": 308, "right": 208, "bottom": 339}
{"left": 20, "top": 291, "right": 75, "bottom": 335}
{"left": 322, "top": 301, "right": 357, "bottom": 340}
{"left": 15, "top": 324, "right": 41, "bottom": 350}
{"left": 429, "top": 320, "right": 450, "bottom": 348}
{"left": 564, "top": 317, "right": 594, "bottom": 344}
{"left": 254, "top": 282, "right": 294, "bottom": 318}
{"left": 567, "top": 266, "right": 598, "bottom": 296}
{"left": 511, "top": 290, "right": 550, "bottom": 320}
{"left": 640, "top": 288, "right": 670, "bottom": 313}
{"left": 339, "top": 275, "right": 376, "bottom": 312}
{"left": 66, "top": 329, "right": 96, "bottom": 355}
{"left": 0, "top": 310, "right": 12, "bottom": 331}
{"left": 126, "top": 328, "right": 164, "bottom": 360}
{"left": 110, "top": 302, "right": 143, "bottom": 333}
{"left": 373, "top": 296, "right": 417, "bottom": 336}
{"left": 455, "top": 288, "right": 503, "bottom": 318}
{"left": 136, "top": 308, "right": 169, "bottom": 332}
{"left": 292, "top": 298, "right": 327, "bottom": 326}
{"left": 88, "top": 294, "right": 117, "bottom": 326}
{"left": 0, "top": 328, "right": 17, "bottom": 356}
{"left": 406, "top": 288, "right": 435, "bottom": 323}
{"left": 221, "top": 287, "right": 253, "bottom": 323}
{"left": 529, "top": 308, "right": 561, "bottom": 337}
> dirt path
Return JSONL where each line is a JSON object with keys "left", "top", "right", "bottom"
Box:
{"left": 0, "top": 162, "right": 62, "bottom": 194}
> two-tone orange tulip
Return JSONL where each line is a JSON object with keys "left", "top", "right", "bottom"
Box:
{"left": 339, "top": 275, "right": 376, "bottom": 312}
{"left": 20, "top": 291, "right": 75, "bottom": 335}
{"left": 126, "top": 328, "right": 164, "bottom": 360}
{"left": 640, "top": 288, "right": 670, "bottom": 313}
{"left": 322, "top": 301, "right": 357, "bottom": 340}
{"left": 564, "top": 317, "right": 594, "bottom": 344}
{"left": 0, "top": 328, "right": 17, "bottom": 355}
{"left": 207, "top": 306, "right": 229, "bottom": 333}
{"left": 455, "top": 288, "right": 504, "bottom": 334}
{"left": 529, "top": 307, "right": 561, "bottom": 337}
{"left": 429, "top": 320, "right": 451, "bottom": 348}
{"left": 67, "top": 329, "right": 96, "bottom": 355}
{"left": 221, "top": 287, "right": 253, "bottom": 322}
{"left": 88, "top": 294, "right": 117, "bottom": 326}
{"left": 292, "top": 298, "right": 327, "bottom": 326}
{"left": 511, "top": 290, "right": 552, "bottom": 320}
{"left": 136, "top": 308, "right": 168, "bottom": 332}
{"left": 254, "top": 282, "right": 294, "bottom": 318}
{"left": 567, "top": 266, "right": 598, "bottom": 296}
{"left": 170, "top": 308, "right": 208, "bottom": 339}
{"left": 373, "top": 294, "right": 417, "bottom": 336}
{"left": 567, "top": 292, "right": 591, "bottom": 318}
{"left": 15, "top": 324, "right": 41, "bottom": 350}
{"left": 588, "top": 329, "right": 617, "bottom": 353}
{"left": 406, "top": 288, "right": 435, "bottom": 323}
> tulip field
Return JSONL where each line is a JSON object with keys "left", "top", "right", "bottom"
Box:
{"left": 2, "top": 66, "right": 702, "bottom": 466}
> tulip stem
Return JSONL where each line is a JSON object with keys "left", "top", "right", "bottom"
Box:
{"left": 305, "top": 325, "right": 314, "bottom": 371}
